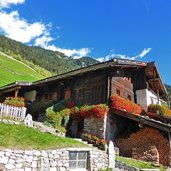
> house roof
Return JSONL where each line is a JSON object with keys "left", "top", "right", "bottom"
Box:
{"left": 0, "top": 58, "right": 167, "bottom": 99}
{"left": 145, "top": 62, "right": 167, "bottom": 99}
{"left": 32, "top": 58, "right": 147, "bottom": 86}
{"left": 0, "top": 81, "right": 32, "bottom": 94}
{"left": 112, "top": 108, "right": 171, "bottom": 133}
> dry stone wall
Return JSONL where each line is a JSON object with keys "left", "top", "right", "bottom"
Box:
{"left": 84, "top": 117, "right": 106, "bottom": 139}
{"left": 0, "top": 147, "right": 108, "bottom": 171}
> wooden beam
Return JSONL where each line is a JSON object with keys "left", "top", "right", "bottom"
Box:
{"left": 168, "top": 132, "right": 171, "bottom": 150}
{"left": 14, "top": 89, "right": 19, "bottom": 98}
{"left": 111, "top": 108, "right": 171, "bottom": 132}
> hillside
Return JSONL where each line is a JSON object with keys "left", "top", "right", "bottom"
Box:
{"left": 74, "top": 56, "right": 99, "bottom": 67}
{"left": 0, "top": 53, "right": 43, "bottom": 86}
{"left": 0, "top": 35, "right": 99, "bottom": 75}
{"left": 0, "top": 122, "right": 85, "bottom": 149}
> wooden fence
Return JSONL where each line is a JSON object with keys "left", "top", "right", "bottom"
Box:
{"left": 0, "top": 103, "right": 26, "bottom": 121}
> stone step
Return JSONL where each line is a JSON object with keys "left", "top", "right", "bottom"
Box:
{"left": 73, "top": 138, "right": 83, "bottom": 142}
{"left": 82, "top": 141, "right": 88, "bottom": 144}
{"left": 73, "top": 138, "right": 94, "bottom": 147}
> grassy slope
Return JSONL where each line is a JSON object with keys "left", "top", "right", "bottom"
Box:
{"left": 0, "top": 122, "right": 86, "bottom": 150}
{"left": 0, "top": 54, "right": 43, "bottom": 86}
{"left": 116, "top": 156, "right": 166, "bottom": 171}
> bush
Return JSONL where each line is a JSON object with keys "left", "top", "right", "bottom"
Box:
{"left": 46, "top": 110, "right": 62, "bottom": 128}
{"left": 71, "top": 104, "right": 109, "bottom": 120}
{"left": 110, "top": 94, "right": 142, "bottom": 115}
{"left": 148, "top": 104, "right": 171, "bottom": 117}
{"left": 4, "top": 97, "right": 25, "bottom": 107}
{"left": 45, "top": 108, "right": 71, "bottom": 132}
{"left": 81, "top": 132, "right": 107, "bottom": 149}
{"left": 99, "top": 168, "right": 112, "bottom": 171}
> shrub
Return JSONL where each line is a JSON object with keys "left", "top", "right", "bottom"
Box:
{"left": 4, "top": 97, "right": 25, "bottom": 107}
{"left": 45, "top": 110, "right": 62, "bottom": 128}
{"left": 71, "top": 104, "right": 109, "bottom": 120}
{"left": 81, "top": 132, "right": 107, "bottom": 149}
{"left": 45, "top": 99, "right": 74, "bottom": 132}
{"left": 148, "top": 104, "right": 171, "bottom": 117}
{"left": 110, "top": 94, "right": 142, "bottom": 115}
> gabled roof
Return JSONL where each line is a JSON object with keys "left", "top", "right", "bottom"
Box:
{"left": 0, "top": 81, "right": 32, "bottom": 94}
{"left": 112, "top": 108, "right": 171, "bottom": 132}
{"left": 32, "top": 58, "right": 147, "bottom": 85}
{"left": 0, "top": 58, "right": 167, "bottom": 99}
{"left": 145, "top": 62, "right": 167, "bottom": 98}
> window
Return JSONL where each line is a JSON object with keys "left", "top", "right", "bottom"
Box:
{"left": 65, "top": 89, "right": 71, "bottom": 99}
{"left": 69, "top": 151, "right": 87, "bottom": 170}
{"left": 116, "top": 89, "right": 121, "bottom": 96}
{"left": 92, "top": 84, "right": 105, "bottom": 104}
{"left": 127, "top": 94, "right": 132, "bottom": 101}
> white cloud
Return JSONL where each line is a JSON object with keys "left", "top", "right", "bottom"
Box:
{"left": 34, "top": 33, "right": 91, "bottom": 58}
{"left": 0, "top": 0, "right": 25, "bottom": 8}
{"left": 34, "top": 33, "right": 53, "bottom": 47}
{"left": 97, "top": 48, "right": 152, "bottom": 62}
{"left": 97, "top": 56, "right": 112, "bottom": 62}
{"left": 0, "top": 10, "right": 47, "bottom": 43}
{"left": 0, "top": 0, "right": 92, "bottom": 59}
{"left": 46, "top": 45, "right": 91, "bottom": 59}
{"left": 137, "top": 48, "right": 152, "bottom": 58}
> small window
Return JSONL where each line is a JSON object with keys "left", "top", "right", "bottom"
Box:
{"left": 127, "top": 94, "right": 132, "bottom": 101}
{"left": 65, "top": 89, "right": 71, "bottom": 99}
{"left": 69, "top": 151, "right": 87, "bottom": 169}
{"left": 45, "top": 94, "right": 48, "bottom": 100}
{"left": 116, "top": 89, "right": 121, "bottom": 96}
{"left": 49, "top": 94, "right": 52, "bottom": 100}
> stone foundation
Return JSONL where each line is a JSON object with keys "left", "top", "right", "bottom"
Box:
{"left": 0, "top": 147, "right": 108, "bottom": 171}
{"left": 84, "top": 116, "right": 106, "bottom": 139}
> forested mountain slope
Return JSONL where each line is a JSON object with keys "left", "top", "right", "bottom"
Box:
{"left": 0, "top": 35, "right": 98, "bottom": 75}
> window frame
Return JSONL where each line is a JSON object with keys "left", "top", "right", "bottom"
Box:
{"left": 69, "top": 151, "right": 88, "bottom": 170}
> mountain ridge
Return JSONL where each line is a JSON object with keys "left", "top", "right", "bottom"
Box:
{"left": 0, "top": 35, "right": 99, "bottom": 75}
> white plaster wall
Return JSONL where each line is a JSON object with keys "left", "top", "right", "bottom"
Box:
{"left": 136, "top": 89, "right": 148, "bottom": 110}
{"left": 24, "top": 90, "right": 37, "bottom": 102}
{"left": 136, "top": 89, "right": 166, "bottom": 110}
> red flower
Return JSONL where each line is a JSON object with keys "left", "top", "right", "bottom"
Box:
{"left": 110, "top": 94, "right": 142, "bottom": 115}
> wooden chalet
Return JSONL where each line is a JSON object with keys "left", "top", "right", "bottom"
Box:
{"left": 0, "top": 58, "right": 169, "bottom": 134}
{"left": 0, "top": 58, "right": 167, "bottom": 106}
{"left": 1, "top": 58, "right": 171, "bottom": 165}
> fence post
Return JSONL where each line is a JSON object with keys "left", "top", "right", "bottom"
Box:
{"left": 21, "top": 107, "right": 27, "bottom": 121}
{"left": 0, "top": 103, "right": 27, "bottom": 121}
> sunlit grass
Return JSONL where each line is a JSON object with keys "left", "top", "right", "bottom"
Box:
{"left": 116, "top": 156, "right": 166, "bottom": 171}
{"left": 0, "top": 122, "right": 87, "bottom": 150}
{"left": 0, "top": 54, "right": 43, "bottom": 86}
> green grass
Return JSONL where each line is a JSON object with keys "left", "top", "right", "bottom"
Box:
{"left": 0, "top": 54, "right": 43, "bottom": 86}
{"left": 116, "top": 156, "right": 166, "bottom": 171}
{"left": 0, "top": 122, "right": 87, "bottom": 150}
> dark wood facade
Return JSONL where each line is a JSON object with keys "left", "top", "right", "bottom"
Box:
{"left": 0, "top": 58, "right": 167, "bottom": 108}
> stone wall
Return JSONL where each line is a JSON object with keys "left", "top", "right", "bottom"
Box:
{"left": 83, "top": 116, "right": 106, "bottom": 139}
{"left": 0, "top": 147, "right": 108, "bottom": 171}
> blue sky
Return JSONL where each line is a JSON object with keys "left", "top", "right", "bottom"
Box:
{"left": 0, "top": 0, "right": 170, "bottom": 85}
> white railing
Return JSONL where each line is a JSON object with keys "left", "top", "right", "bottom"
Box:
{"left": 0, "top": 103, "right": 26, "bottom": 121}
